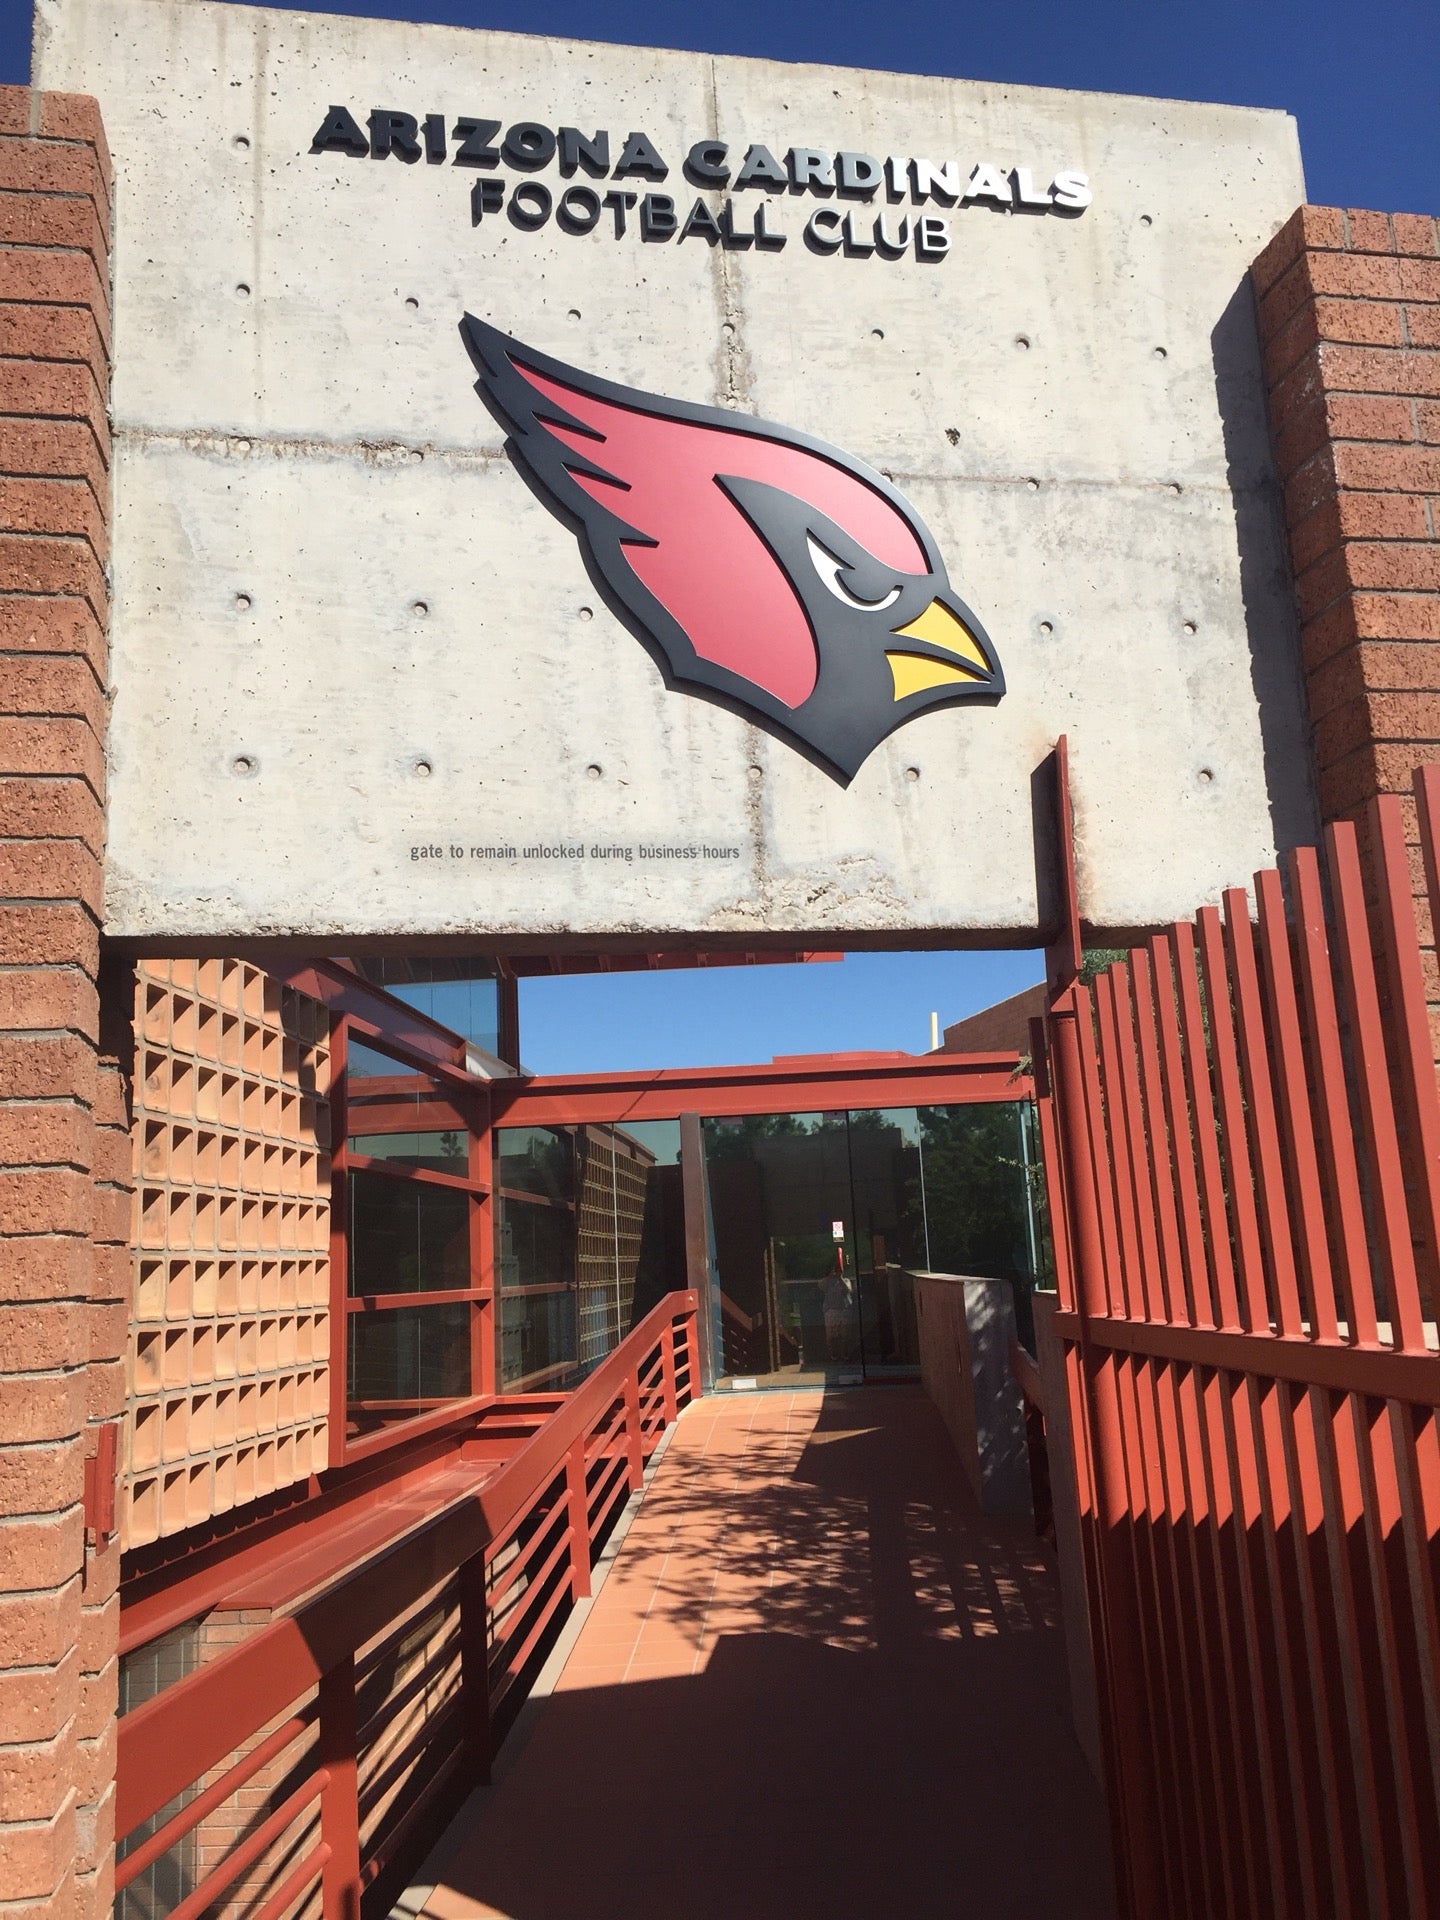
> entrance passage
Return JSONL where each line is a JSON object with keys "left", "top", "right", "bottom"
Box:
{"left": 704, "top": 1105, "right": 1041, "bottom": 1386}
{"left": 406, "top": 1388, "right": 1113, "bottom": 1920}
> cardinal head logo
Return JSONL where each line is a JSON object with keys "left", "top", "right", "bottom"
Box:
{"left": 461, "top": 317, "right": 1004, "bottom": 785}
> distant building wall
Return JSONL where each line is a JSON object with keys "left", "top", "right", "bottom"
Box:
{"left": 941, "top": 985, "right": 1045, "bottom": 1058}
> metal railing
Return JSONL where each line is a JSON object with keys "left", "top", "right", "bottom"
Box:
{"left": 114, "top": 1290, "right": 699, "bottom": 1920}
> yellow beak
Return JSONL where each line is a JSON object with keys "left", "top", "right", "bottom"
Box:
{"left": 885, "top": 599, "right": 991, "bottom": 701}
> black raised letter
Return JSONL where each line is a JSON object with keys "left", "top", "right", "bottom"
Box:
{"left": 310, "top": 105, "right": 369, "bottom": 156}
{"left": 614, "top": 132, "right": 669, "bottom": 180}
{"left": 559, "top": 128, "right": 611, "bottom": 176}
{"left": 678, "top": 198, "right": 722, "bottom": 244}
{"left": 502, "top": 123, "right": 557, "bottom": 171}
{"left": 685, "top": 140, "right": 730, "bottom": 185}
{"left": 640, "top": 193, "right": 677, "bottom": 240}
{"left": 368, "top": 111, "right": 421, "bottom": 161}
{"left": 452, "top": 118, "right": 501, "bottom": 166}
{"left": 603, "top": 190, "right": 638, "bottom": 237}
{"left": 734, "top": 144, "right": 788, "bottom": 191}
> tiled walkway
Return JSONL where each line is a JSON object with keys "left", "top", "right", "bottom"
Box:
{"left": 412, "top": 1387, "right": 1115, "bottom": 1920}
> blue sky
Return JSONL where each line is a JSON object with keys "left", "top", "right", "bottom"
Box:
{"left": 6, "top": 0, "right": 1435, "bottom": 1072}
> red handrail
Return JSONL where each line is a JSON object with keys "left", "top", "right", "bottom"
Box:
{"left": 115, "top": 1289, "right": 700, "bottom": 1913}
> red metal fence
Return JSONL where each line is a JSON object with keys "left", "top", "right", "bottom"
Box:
{"left": 1037, "top": 772, "right": 1440, "bottom": 1920}
{"left": 114, "top": 1290, "right": 698, "bottom": 1920}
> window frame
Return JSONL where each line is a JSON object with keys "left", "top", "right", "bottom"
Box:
{"left": 329, "top": 1008, "right": 495, "bottom": 1462}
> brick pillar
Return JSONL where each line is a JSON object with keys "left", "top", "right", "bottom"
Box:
{"left": 1252, "top": 205, "right": 1440, "bottom": 825}
{"left": 0, "top": 85, "right": 120, "bottom": 1920}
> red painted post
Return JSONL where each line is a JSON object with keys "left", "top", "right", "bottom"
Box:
{"left": 661, "top": 1322, "right": 679, "bottom": 1425}
{"left": 457, "top": 1556, "right": 494, "bottom": 1788}
{"left": 566, "top": 1437, "right": 592, "bottom": 1598}
{"left": 625, "top": 1371, "right": 644, "bottom": 1491}
{"left": 316, "top": 1658, "right": 362, "bottom": 1920}
{"left": 683, "top": 1301, "right": 701, "bottom": 1406}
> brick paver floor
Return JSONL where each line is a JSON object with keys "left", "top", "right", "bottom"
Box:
{"left": 411, "top": 1386, "right": 1116, "bottom": 1920}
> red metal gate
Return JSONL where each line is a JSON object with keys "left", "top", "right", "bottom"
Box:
{"left": 1037, "top": 771, "right": 1440, "bottom": 1920}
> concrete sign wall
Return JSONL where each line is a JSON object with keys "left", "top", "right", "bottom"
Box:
{"left": 36, "top": 0, "right": 1314, "bottom": 944}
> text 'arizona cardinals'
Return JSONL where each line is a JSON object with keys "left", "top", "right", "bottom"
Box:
{"left": 461, "top": 318, "right": 1005, "bottom": 784}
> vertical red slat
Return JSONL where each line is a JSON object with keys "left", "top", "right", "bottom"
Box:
{"left": 1170, "top": 921, "right": 1242, "bottom": 1332}
{"left": 1047, "top": 991, "right": 1168, "bottom": 1911}
{"left": 1252, "top": 1377, "right": 1327, "bottom": 1919}
{"left": 1127, "top": 951, "right": 1191, "bottom": 1326}
{"left": 1369, "top": 793, "right": 1440, "bottom": 1317}
{"left": 1223, "top": 890, "right": 1305, "bottom": 1339}
{"left": 1219, "top": 1373, "right": 1312, "bottom": 1914}
{"left": 1148, "top": 935, "right": 1215, "bottom": 1329}
{"left": 1286, "top": 845, "right": 1380, "bottom": 1347}
{"left": 1196, "top": 908, "right": 1271, "bottom": 1331}
{"left": 1253, "top": 868, "right": 1340, "bottom": 1342}
{"left": 1198, "top": 1367, "right": 1291, "bottom": 1914}
{"left": 1128, "top": 1358, "right": 1216, "bottom": 1918}
{"left": 1351, "top": 1394, "right": 1430, "bottom": 1914}
{"left": 1174, "top": 1365, "right": 1266, "bottom": 1917}
{"left": 1074, "top": 988, "right": 1129, "bottom": 1318}
{"left": 1030, "top": 1018, "right": 1077, "bottom": 1311}
{"left": 1095, "top": 969, "right": 1162, "bottom": 1319}
{"left": 1326, "top": 821, "right": 1427, "bottom": 1352}
{"left": 1383, "top": 1400, "right": 1440, "bottom": 1884}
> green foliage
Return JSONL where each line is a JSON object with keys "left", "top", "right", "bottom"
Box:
{"left": 1079, "top": 947, "right": 1129, "bottom": 984}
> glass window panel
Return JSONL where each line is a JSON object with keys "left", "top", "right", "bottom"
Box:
{"left": 345, "top": 1039, "right": 458, "bottom": 1137}
{"left": 348, "top": 1129, "right": 468, "bottom": 1174}
{"left": 495, "top": 1126, "right": 575, "bottom": 1202}
{"left": 385, "top": 975, "right": 500, "bottom": 1056}
{"left": 348, "top": 1303, "right": 471, "bottom": 1401}
{"left": 349, "top": 1172, "right": 471, "bottom": 1296}
{"left": 499, "top": 1290, "right": 577, "bottom": 1391}
{"left": 496, "top": 1193, "right": 575, "bottom": 1291}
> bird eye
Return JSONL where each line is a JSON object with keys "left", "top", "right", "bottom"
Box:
{"left": 806, "top": 534, "right": 902, "bottom": 613}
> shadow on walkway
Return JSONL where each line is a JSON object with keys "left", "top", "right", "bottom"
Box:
{"left": 413, "top": 1388, "right": 1115, "bottom": 1920}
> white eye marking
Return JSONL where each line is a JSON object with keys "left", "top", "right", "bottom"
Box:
{"left": 806, "top": 533, "right": 902, "bottom": 613}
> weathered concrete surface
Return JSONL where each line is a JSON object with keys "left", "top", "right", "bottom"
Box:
{"left": 35, "top": 0, "right": 1314, "bottom": 943}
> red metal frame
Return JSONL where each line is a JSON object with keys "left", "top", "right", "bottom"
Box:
{"left": 1039, "top": 770, "right": 1440, "bottom": 1920}
{"left": 115, "top": 1291, "right": 699, "bottom": 1920}
{"left": 488, "top": 1048, "right": 1025, "bottom": 1128}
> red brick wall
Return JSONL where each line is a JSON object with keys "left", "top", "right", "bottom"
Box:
{"left": 0, "top": 84, "right": 123, "bottom": 1920}
{"left": 1253, "top": 206, "right": 1440, "bottom": 827}
{"left": 940, "top": 984, "right": 1046, "bottom": 1058}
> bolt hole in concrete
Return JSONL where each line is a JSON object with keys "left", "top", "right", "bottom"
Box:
{"left": 1026, "top": 477, "right": 1040, "bottom": 491}
{"left": 1038, "top": 620, "right": 1055, "bottom": 637}
{"left": 871, "top": 327, "right": 884, "bottom": 340}
{"left": 404, "top": 296, "right": 419, "bottom": 310}
{"left": 231, "top": 755, "right": 256, "bottom": 778}
{"left": 1015, "top": 334, "right": 1031, "bottom": 350}
{"left": 413, "top": 758, "right": 433, "bottom": 778}
{"left": 586, "top": 763, "right": 603, "bottom": 780}
{"left": 747, "top": 763, "right": 763, "bottom": 780}
{"left": 1198, "top": 767, "right": 1215, "bottom": 784}
{"left": 233, "top": 593, "right": 252, "bottom": 612}
{"left": 232, "top": 134, "right": 249, "bottom": 150}
{"left": 1182, "top": 620, "right": 1197, "bottom": 635}
{"left": 568, "top": 307, "right": 581, "bottom": 320}
{"left": 1170, "top": 482, "right": 1184, "bottom": 495}
{"left": 235, "top": 283, "right": 250, "bottom": 298}
{"left": 412, "top": 600, "right": 429, "bottom": 617}
{"left": 904, "top": 765, "right": 921, "bottom": 782}
{"left": 1153, "top": 345, "right": 1168, "bottom": 359}
{"left": 578, "top": 606, "right": 594, "bottom": 621}
{"left": 1139, "top": 212, "right": 1154, "bottom": 226}
{"left": 409, "top": 449, "right": 424, "bottom": 463}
